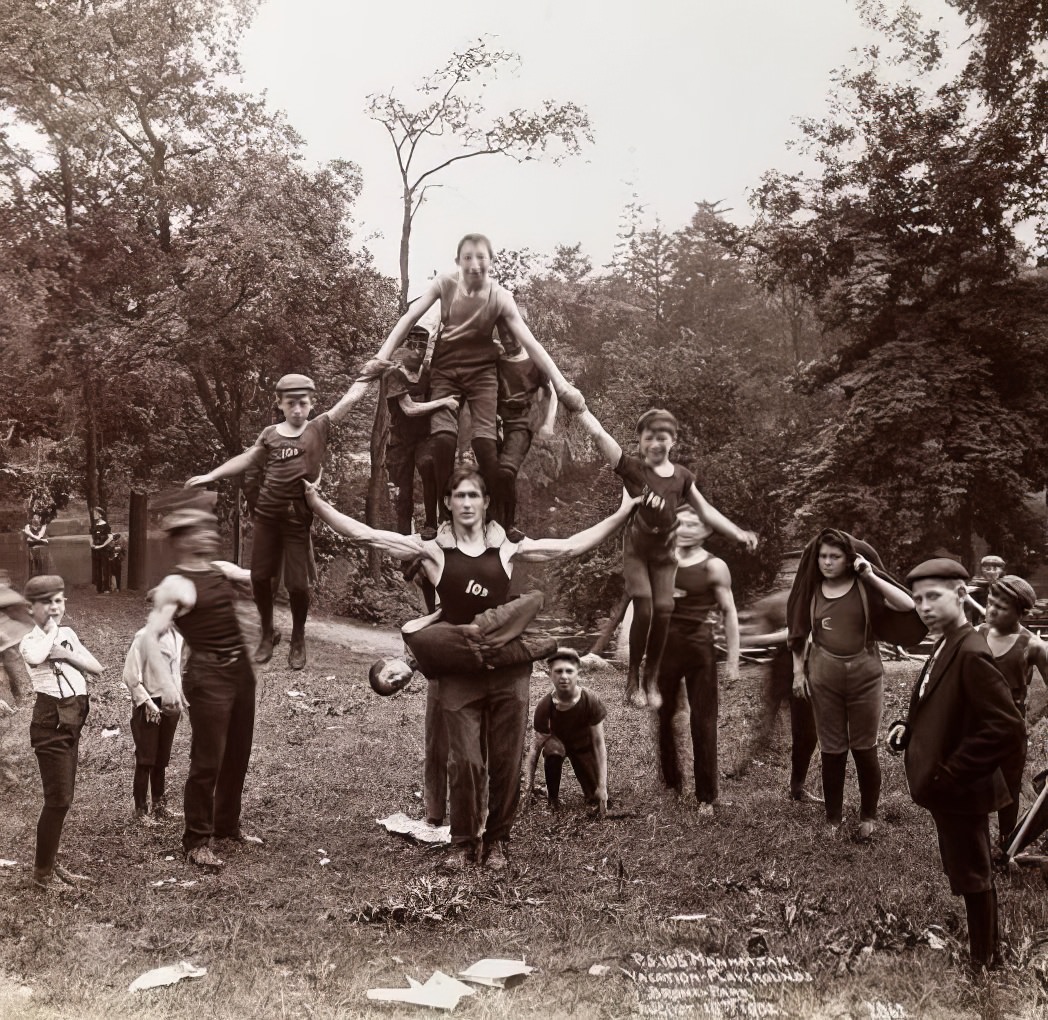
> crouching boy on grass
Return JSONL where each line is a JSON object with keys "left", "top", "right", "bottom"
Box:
{"left": 20, "top": 575, "right": 103, "bottom": 892}
{"left": 523, "top": 648, "right": 609, "bottom": 817}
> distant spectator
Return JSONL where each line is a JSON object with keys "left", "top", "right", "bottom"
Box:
{"left": 23, "top": 513, "right": 50, "bottom": 578}
{"left": 90, "top": 509, "right": 114, "bottom": 594}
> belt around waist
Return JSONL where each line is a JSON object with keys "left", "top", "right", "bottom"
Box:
{"left": 189, "top": 649, "right": 242, "bottom": 667}
{"left": 812, "top": 642, "right": 875, "bottom": 662}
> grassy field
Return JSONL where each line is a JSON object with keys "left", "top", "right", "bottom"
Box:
{"left": 1, "top": 588, "right": 1047, "bottom": 1019}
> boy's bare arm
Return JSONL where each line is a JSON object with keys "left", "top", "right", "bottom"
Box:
{"left": 574, "top": 409, "right": 623, "bottom": 468}
{"left": 710, "top": 561, "right": 740, "bottom": 681}
{"left": 686, "top": 484, "right": 758, "bottom": 551}
{"left": 499, "top": 308, "right": 586, "bottom": 412}
{"left": 591, "top": 721, "right": 608, "bottom": 818}
{"left": 373, "top": 283, "right": 442, "bottom": 363}
{"left": 143, "top": 595, "right": 188, "bottom": 711}
{"left": 513, "top": 491, "right": 638, "bottom": 563}
{"left": 186, "top": 448, "right": 263, "bottom": 488}
{"left": 537, "top": 384, "right": 558, "bottom": 439}
{"left": 304, "top": 481, "right": 434, "bottom": 563}
{"left": 400, "top": 394, "right": 459, "bottom": 418}
{"left": 521, "top": 730, "right": 549, "bottom": 811}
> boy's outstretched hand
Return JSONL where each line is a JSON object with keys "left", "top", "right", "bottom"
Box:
{"left": 185, "top": 474, "right": 212, "bottom": 488}
{"left": 739, "top": 530, "right": 759, "bottom": 553}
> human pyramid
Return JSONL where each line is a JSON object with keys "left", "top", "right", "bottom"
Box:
{"left": 3, "top": 233, "right": 1038, "bottom": 974}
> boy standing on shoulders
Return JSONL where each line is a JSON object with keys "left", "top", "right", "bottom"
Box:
{"left": 523, "top": 648, "right": 608, "bottom": 817}
{"left": 887, "top": 559, "right": 1025, "bottom": 972}
{"left": 572, "top": 405, "right": 757, "bottom": 709}
{"left": 122, "top": 613, "right": 186, "bottom": 826}
{"left": 20, "top": 576, "right": 103, "bottom": 891}
{"left": 187, "top": 370, "right": 379, "bottom": 670}
{"left": 145, "top": 507, "right": 258, "bottom": 871}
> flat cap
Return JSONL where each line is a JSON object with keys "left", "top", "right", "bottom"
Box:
{"left": 636, "top": 408, "right": 678, "bottom": 436}
{"left": 992, "top": 575, "right": 1037, "bottom": 612}
{"left": 161, "top": 508, "right": 218, "bottom": 533}
{"left": 981, "top": 554, "right": 1005, "bottom": 566}
{"left": 906, "top": 558, "right": 969, "bottom": 585}
{"left": 547, "top": 646, "right": 581, "bottom": 666}
{"left": 23, "top": 575, "right": 65, "bottom": 601}
{"left": 275, "top": 373, "right": 316, "bottom": 394}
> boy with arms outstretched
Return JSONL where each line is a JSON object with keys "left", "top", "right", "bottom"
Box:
{"left": 371, "top": 234, "right": 584, "bottom": 531}
{"left": 187, "top": 370, "right": 379, "bottom": 670}
{"left": 573, "top": 406, "right": 757, "bottom": 709}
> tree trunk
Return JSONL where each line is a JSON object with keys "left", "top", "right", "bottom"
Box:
{"left": 589, "top": 592, "right": 630, "bottom": 656}
{"left": 399, "top": 183, "right": 412, "bottom": 312}
{"left": 366, "top": 379, "right": 391, "bottom": 581}
{"left": 83, "top": 373, "right": 99, "bottom": 514}
{"left": 127, "top": 490, "right": 148, "bottom": 590}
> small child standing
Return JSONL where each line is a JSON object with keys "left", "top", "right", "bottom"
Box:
{"left": 20, "top": 575, "right": 103, "bottom": 891}
{"left": 122, "top": 619, "right": 185, "bottom": 825}
{"left": 523, "top": 648, "right": 609, "bottom": 816}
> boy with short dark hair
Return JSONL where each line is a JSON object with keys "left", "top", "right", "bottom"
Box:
{"left": 187, "top": 368, "right": 381, "bottom": 670}
{"left": 20, "top": 575, "right": 103, "bottom": 890}
{"left": 573, "top": 405, "right": 757, "bottom": 709}
{"left": 523, "top": 648, "right": 609, "bottom": 817}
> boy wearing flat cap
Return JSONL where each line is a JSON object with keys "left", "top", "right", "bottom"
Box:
{"left": 572, "top": 404, "right": 758, "bottom": 710}
{"left": 20, "top": 575, "right": 103, "bottom": 890}
{"left": 187, "top": 368, "right": 383, "bottom": 671}
{"left": 523, "top": 648, "right": 609, "bottom": 817}
{"left": 146, "top": 506, "right": 257, "bottom": 870}
{"left": 977, "top": 575, "right": 1047, "bottom": 848}
{"left": 887, "top": 558, "right": 1025, "bottom": 970}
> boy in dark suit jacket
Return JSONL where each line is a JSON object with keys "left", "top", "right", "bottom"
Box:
{"left": 887, "top": 558, "right": 1025, "bottom": 971}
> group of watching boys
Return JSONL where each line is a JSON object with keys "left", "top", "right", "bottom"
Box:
{"left": 0, "top": 232, "right": 1041, "bottom": 975}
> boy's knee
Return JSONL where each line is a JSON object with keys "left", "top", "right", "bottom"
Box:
{"left": 541, "top": 737, "right": 567, "bottom": 758}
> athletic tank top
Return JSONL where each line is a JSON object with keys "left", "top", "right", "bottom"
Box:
{"left": 172, "top": 566, "right": 244, "bottom": 657}
{"left": 435, "top": 546, "right": 511, "bottom": 625}
{"left": 671, "top": 558, "right": 719, "bottom": 628}
{"left": 813, "top": 581, "right": 867, "bottom": 656}
{"left": 433, "top": 274, "right": 509, "bottom": 370}
{"left": 981, "top": 627, "right": 1031, "bottom": 711}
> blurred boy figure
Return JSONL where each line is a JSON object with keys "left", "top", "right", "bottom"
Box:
{"left": 0, "top": 571, "right": 32, "bottom": 785}
{"left": 966, "top": 554, "right": 1005, "bottom": 623}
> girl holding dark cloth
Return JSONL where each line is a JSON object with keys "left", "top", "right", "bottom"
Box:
{"left": 787, "top": 529, "right": 926, "bottom": 838}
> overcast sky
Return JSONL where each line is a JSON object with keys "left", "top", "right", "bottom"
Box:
{"left": 238, "top": 0, "right": 966, "bottom": 292}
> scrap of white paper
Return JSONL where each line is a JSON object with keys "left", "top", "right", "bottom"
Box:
{"left": 458, "top": 958, "right": 535, "bottom": 988}
{"left": 128, "top": 960, "right": 207, "bottom": 992}
{"left": 102, "top": 727, "right": 120, "bottom": 738}
{"left": 367, "top": 970, "right": 475, "bottom": 1010}
{"left": 669, "top": 914, "right": 710, "bottom": 921}
{"left": 377, "top": 812, "right": 451, "bottom": 845}
{"left": 0, "top": 859, "right": 17, "bottom": 868}
{"left": 588, "top": 964, "right": 611, "bottom": 976}
{"left": 286, "top": 690, "right": 306, "bottom": 698}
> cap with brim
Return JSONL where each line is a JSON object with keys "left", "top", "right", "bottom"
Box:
{"left": 161, "top": 508, "right": 218, "bottom": 533}
{"left": 547, "top": 646, "right": 582, "bottom": 666}
{"left": 992, "top": 575, "right": 1037, "bottom": 612}
{"left": 636, "top": 408, "right": 678, "bottom": 436}
{"left": 981, "top": 555, "right": 1005, "bottom": 566}
{"left": 906, "top": 558, "right": 969, "bottom": 585}
{"left": 23, "top": 575, "right": 65, "bottom": 601}
{"left": 0, "top": 587, "right": 28, "bottom": 611}
{"left": 275, "top": 373, "right": 316, "bottom": 395}
{"left": 152, "top": 487, "right": 219, "bottom": 514}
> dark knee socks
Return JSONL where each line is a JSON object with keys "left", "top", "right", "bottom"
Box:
{"left": 852, "top": 747, "right": 881, "bottom": 821}
{"left": 628, "top": 599, "right": 653, "bottom": 681}
{"left": 964, "top": 889, "right": 999, "bottom": 968}
{"left": 151, "top": 766, "right": 166, "bottom": 804}
{"left": 471, "top": 438, "right": 498, "bottom": 502}
{"left": 821, "top": 752, "right": 848, "bottom": 825}
{"left": 35, "top": 805, "right": 69, "bottom": 872}
{"left": 253, "top": 578, "right": 274, "bottom": 638}
{"left": 642, "top": 610, "right": 673, "bottom": 686}
{"left": 425, "top": 433, "right": 457, "bottom": 524}
{"left": 544, "top": 755, "right": 564, "bottom": 803}
{"left": 289, "top": 590, "right": 309, "bottom": 643}
{"left": 133, "top": 766, "right": 150, "bottom": 810}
